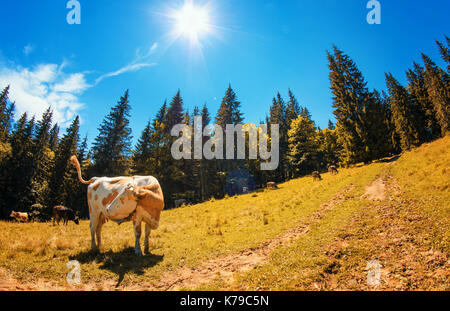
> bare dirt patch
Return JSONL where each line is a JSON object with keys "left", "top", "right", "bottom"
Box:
{"left": 0, "top": 268, "right": 66, "bottom": 291}
{"left": 363, "top": 178, "right": 386, "bottom": 201}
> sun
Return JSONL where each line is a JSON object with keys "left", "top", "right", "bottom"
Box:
{"left": 173, "top": 3, "right": 211, "bottom": 40}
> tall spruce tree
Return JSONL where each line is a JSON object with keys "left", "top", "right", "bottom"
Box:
{"left": 165, "top": 90, "right": 185, "bottom": 133}
{"left": 30, "top": 108, "right": 54, "bottom": 211}
{"left": 436, "top": 36, "right": 450, "bottom": 73}
{"left": 91, "top": 90, "right": 133, "bottom": 176}
{"left": 385, "top": 73, "right": 424, "bottom": 150}
{"left": 406, "top": 62, "right": 441, "bottom": 139}
{"left": 422, "top": 54, "right": 450, "bottom": 136}
{"left": 1, "top": 114, "right": 36, "bottom": 217}
{"left": 47, "top": 116, "right": 80, "bottom": 210}
{"left": 132, "top": 120, "right": 153, "bottom": 175}
{"left": 286, "top": 90, "right": 301, "bottom": 127}
{"left": 49, "top": 124, "right": 60, "bottom": 152}
{"left": 215, "top": 84, "right": 244, "bottom": 175}
{"left": 199, "top": 104, "right": 213, "bottom": 200}
{"left": 327, "top": 46, "right": 389, "bottom": 165}
{"left": 0, "top": 85, "right": 15, "bottom": 143}
{"left": 269, "top": 93, "right": 288, "bottom": 181}
{"left": 155, "top": 92, "right": 187, "bottom": 207}
{"left": 62, "top": 134, "right": 89, "bottom": 217}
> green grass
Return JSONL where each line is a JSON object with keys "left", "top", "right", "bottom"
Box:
{"left": 0, "top": 136, "right": 448, "bottom": 290}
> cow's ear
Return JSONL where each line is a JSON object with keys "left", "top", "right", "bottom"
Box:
{"left": 133, "top": 187, "right": 147, "bottom": 199}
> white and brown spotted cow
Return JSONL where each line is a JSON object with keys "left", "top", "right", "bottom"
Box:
{"left": 10, "top": 211, "right": 29, "bottom": 223}
{"left": 70, "top": 156, "right": 164, "bottom": 256}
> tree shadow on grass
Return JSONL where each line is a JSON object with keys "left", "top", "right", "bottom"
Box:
{"left": 71, "top": 247, "right": 164, "bottom": 287}
{"left": 376, "top": 155, "right": 400, "bottom": 163}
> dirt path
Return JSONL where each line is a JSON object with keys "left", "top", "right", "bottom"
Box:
{"left": 363, "top": 178, "right": 386, "bottom": 201}
{"left": 315, "top": 174, "right": 449, "bottom": 290}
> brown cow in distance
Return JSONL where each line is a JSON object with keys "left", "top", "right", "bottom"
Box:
{"left": 328, "top": 165, "right": 339, "bottom": 175}
{"left": 53, "top": 206, "right": 79, "bottom": 226}
{"left": 312, "top": 171, "right": 322, "bottom": 181}
{"left": 267, "top": 182, "right": 279, "bottom": 190}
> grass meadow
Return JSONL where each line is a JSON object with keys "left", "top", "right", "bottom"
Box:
{"left": 0, "top": 136, "right": 448, "bottom": 290}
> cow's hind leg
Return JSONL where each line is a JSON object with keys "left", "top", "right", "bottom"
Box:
{"left": 144, "top": 223, "right": 151, "bottom": 254}
{"left": 95, "top": 213, "right": 106, "bottom": 252}
{"left": 90, "top": 218, "right": 99, "bottom": 252}
{"left": 133, "top": 218, "right": 143, "bottom": 256}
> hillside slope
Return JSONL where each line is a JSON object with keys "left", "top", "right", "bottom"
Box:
{"left": 0, "top": 136, "right": 448, "bottom": 291}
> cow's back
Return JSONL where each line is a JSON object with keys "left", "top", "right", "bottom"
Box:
{"left": 87, "top": 177, "right": 134, "bottom": 216}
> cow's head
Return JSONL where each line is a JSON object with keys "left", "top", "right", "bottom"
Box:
{"left": 10, "top": 211, "right": 17, "bottom": 218}
{"left": 73, "top": 215, "right": 80, "bottom": 225}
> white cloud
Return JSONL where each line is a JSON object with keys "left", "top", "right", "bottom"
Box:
{"left": 95, "top": 62, "right": 156, "bottom": 85}
{"left": 23, "top": 44, "right": 34, "bottom": 56}
{"left": 0, "top": 42, "right": 158, "bottom": 127}
{"left": 53, "top": 73, "right": 90, "bottom": 93}
{"left": 0, "top": 63, "right": 89, "bottom": 127}
{"left": 95, "top": 43, "right": 158, "bottom": 85}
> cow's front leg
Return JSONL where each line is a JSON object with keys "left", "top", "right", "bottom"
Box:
{"left": 133, "top": 218, "right": 143, "bottom": 256}
{"left": 144, "top": 223, "right": 151, "bottom": 254}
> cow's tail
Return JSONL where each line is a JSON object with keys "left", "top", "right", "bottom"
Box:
{"left": 70, "top": 156, "right": 93, "bottom": 185}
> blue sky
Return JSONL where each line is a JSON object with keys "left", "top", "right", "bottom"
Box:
{"left": 0, "top": 0, "right": 448, "bottom": 144}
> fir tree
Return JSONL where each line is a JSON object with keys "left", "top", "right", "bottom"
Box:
{"left": 91, "top": 90, "right": 133, "bottom": 176}
{"left": 215, "top": 85, "right": 244, "bottom": 174}
{"left": 165, "top": 90, "right": 184, "bottom": 133}
{"left": 327, "top": 46, "right": 390, "bottom": 165}
{"left": 422, "top": 54, "right": 450, "bottom": 136}
{"left": 49, "top": 123, "right": 60, "bottom": 152}
{"left": 269, "top": 93, "right": 288, "bottom": 181}
{"left": 216, "top": 84, "right": 244, "bottom": 126}
{"left": 132, "top": 120, "right": 154, "bottom": 175}
{"left": 436, "top": 36, "right": 450, "bottom": 72}
{"left": 62, "top": 134, "right": 89, "bottom": 217}
{"left": 385, "top": 73, "right": 424, "bottom": 150}
{"left": 1, "top": 114, "right": 36, "bottom": 216}
{"left": 48, "top": 116, "right": 80, "bottom": 210}
{"left": 286, "top": 89, "right": 301, "bottom": 127}
{"left": 328, "top": 120, "right": 335, "bottom": 130}
{"left": 30, "top": 108, "right": 54, "bottom": 211}
{"left": 406, "top": 62, "right": 441, "bottom": 139}
{"left": 154, "top": 100, "right": 167, "bottom": 128}
{"left": 0, "top": 85, "right": 15, "bottom": 143}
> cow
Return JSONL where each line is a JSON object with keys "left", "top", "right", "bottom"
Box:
{"left": 70, "top": 156, "right": 164, "bottom": 256}
{"left": 53, "top": 206, "right": 79, "bottom": 226}
{"left": 174, "top": 199, "right": 187, "bottom": 208}
{"left": 328, "top": 165, "right": 339, "bottom": 175}
{"left": 312, "top": 171, "right": 322, "bottom": 181}
{"left": 267, "top": 182, "right": 278, "bottom": 190}
{"left": 10, "top": 211, "right": 28, "bottom": 223}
